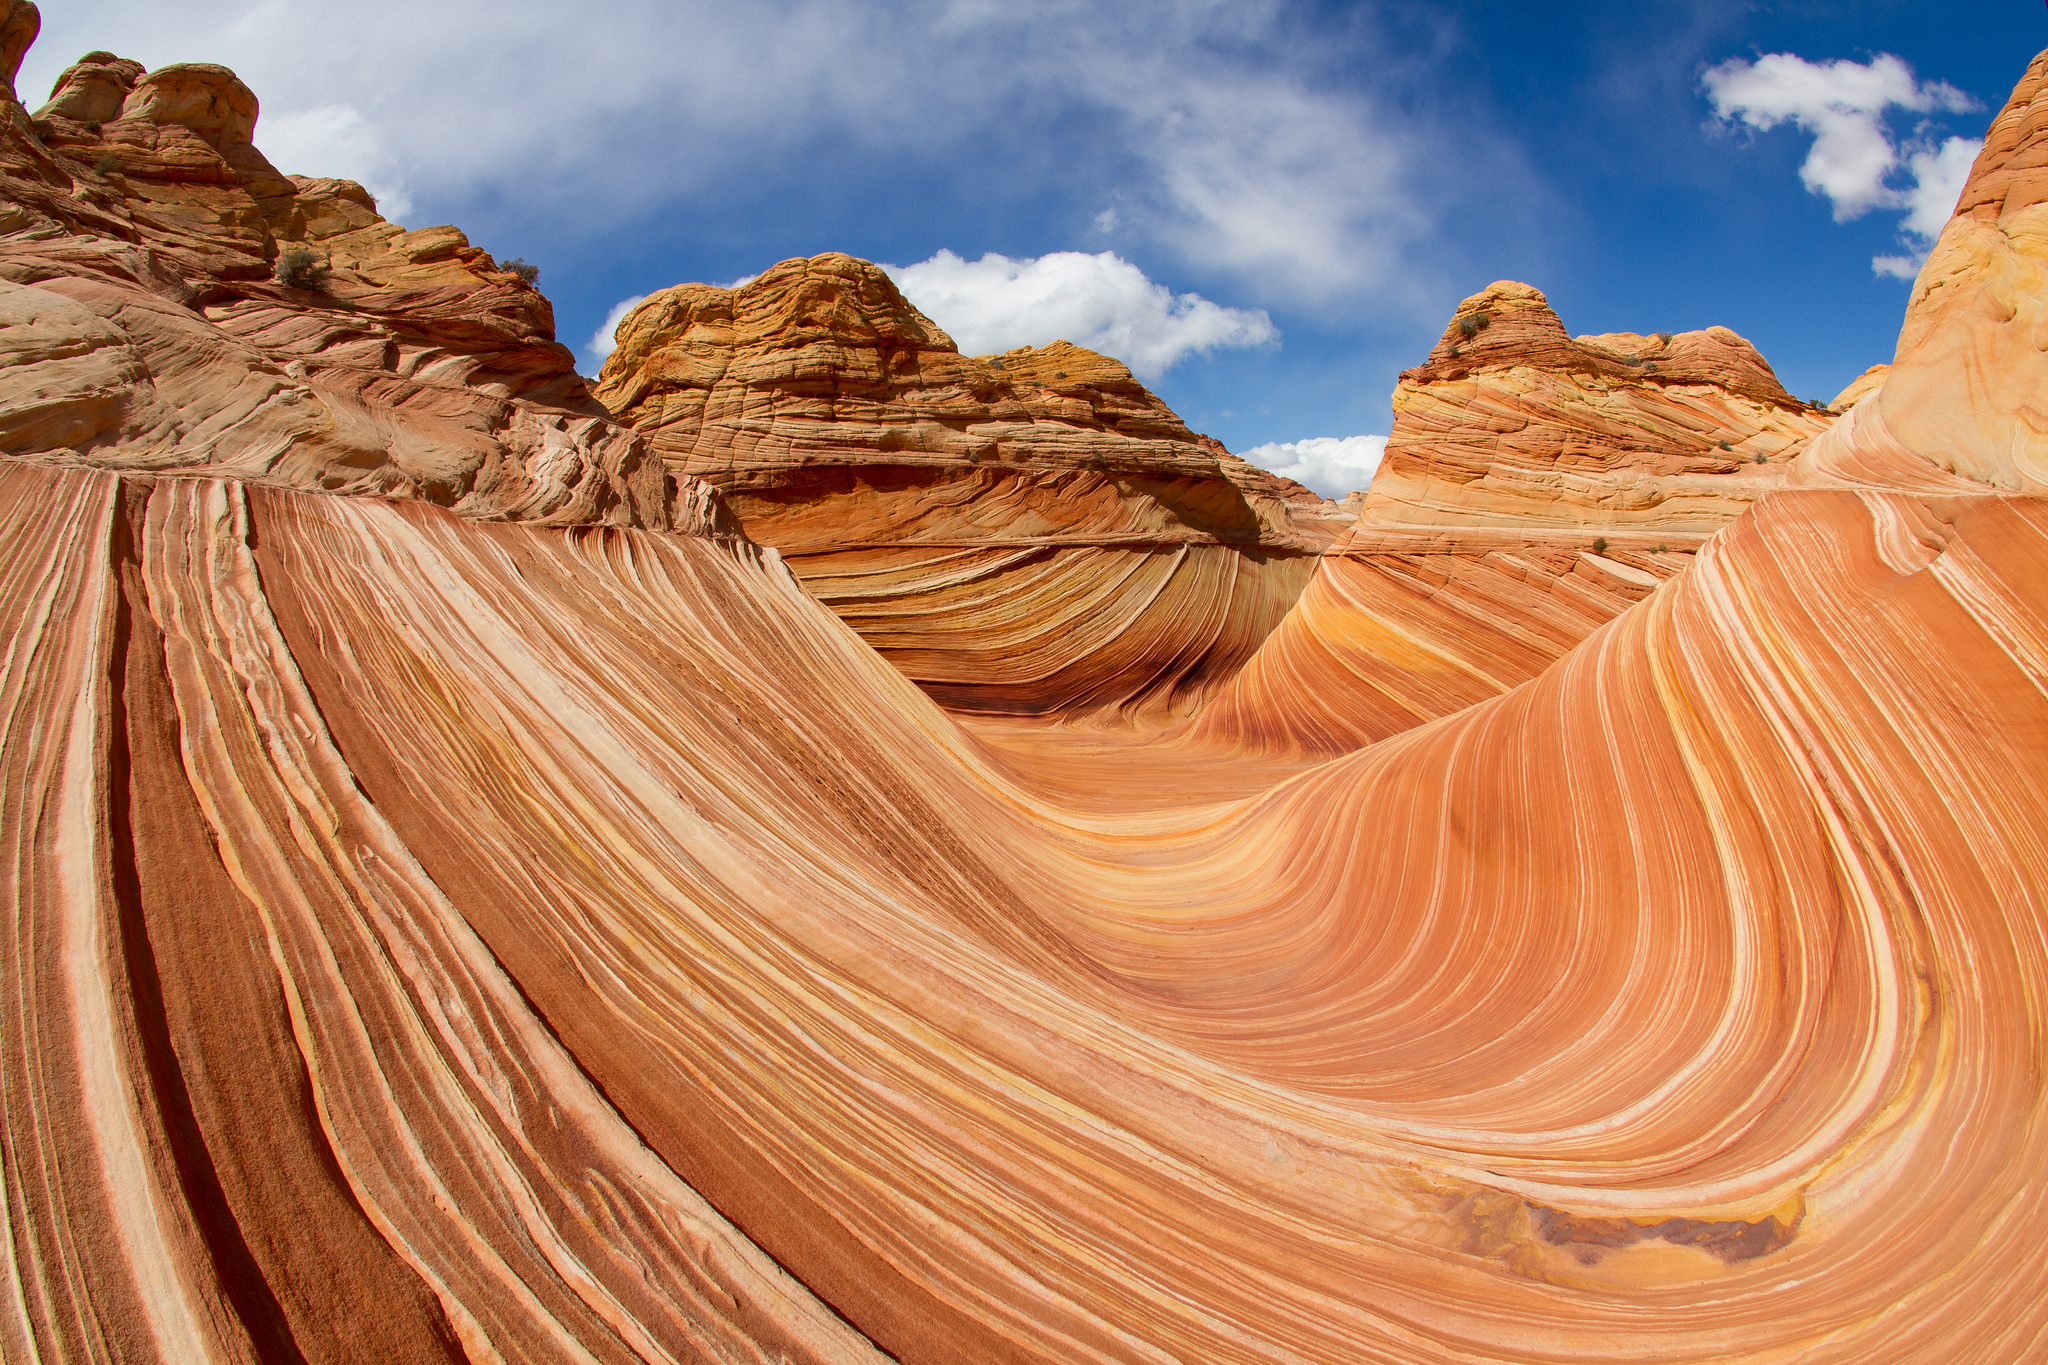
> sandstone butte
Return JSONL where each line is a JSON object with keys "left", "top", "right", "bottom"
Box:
{"left": 593, "top": 260, "right": 1349, "bottom": 724}
{"left": 2, "top": 2, "right": 2048, "bottom": 1359}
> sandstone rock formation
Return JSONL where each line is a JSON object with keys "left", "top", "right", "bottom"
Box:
{"left": 5, "top": 7, "right": 2048, "bottom": 1364}
{"left": 1827, "top": 46, "right": 2048, "bottom": 497}
{"left": 596, "top": 255, "right": 1346, "bottom": 721}
{"left": 1190, "top": 279, "right": 1839, "bottom": 755}
{"left": 0, "top": 20, "right": 674, "bottom": 532}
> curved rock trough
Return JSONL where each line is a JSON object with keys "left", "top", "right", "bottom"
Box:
{"left": 4, "top": 6, "right": 2048, "bottom": 1361}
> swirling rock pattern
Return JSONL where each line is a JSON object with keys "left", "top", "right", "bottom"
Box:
{"left": 595, "top": 255, "right": 1346, "bottom": 721}
{"left": 1190, "top": 280, "right": 1841, "bottom": 756}
{"left": 5, "top": 10, "right": 2048, "bottom": 1363}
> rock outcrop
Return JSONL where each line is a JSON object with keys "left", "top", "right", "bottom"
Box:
{"left": 0, "top": 22, "right": 675, "bottom": 531}
{"left": 596, "top": 255, "right": 1346, "bottom": 721}
{"left": 1828, "top": 46, "right": 2048, "bottom": 496}
{"left": 1190, "top": 280, "right": 1838, "bottom": 755}
{"left": 5, "top": 9, "right": 2048, "bottom": 1365}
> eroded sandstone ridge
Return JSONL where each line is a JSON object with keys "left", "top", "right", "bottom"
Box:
{"left": 596, "top": 257, "right": 1346, "bottom": 721}
{"left": 1190, "top": 280, "right": 1840, "bottom": 755}
{"left": 5, "top": 5, "right": 2048, "bottom": 1362}
{"left": 0, "top": 26, "right": 676, "bottom": 531}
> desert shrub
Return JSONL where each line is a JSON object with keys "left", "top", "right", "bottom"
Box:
{"left": 273, "top": 246, "right": 329, "bottom": 291}
{"left": 1654, "top": 542, "right": 1669, "bottom": 553}
{"left": 500, "top": 256, "right": 540, "bottom": 285}
{"left": 1456, "top": 311, "right": 1493, "bottom": 339}
{"left": 1593, "top": 536, "right": 1610, "bottom": 555}
{"left": 1717, "top": 439, "right": 1732, "bottom": 450}
{"left": 1754, "top": 451, "right": 1769, "bottom": 464}
{"left": 1655, "top": 331, "right": 1673, "bottom": 344}
{"left": 1054, "top": 370, "right": 1068, "bottom": 378}
{"left": 93, "top": 153, "right": 120, "bottom": 176}
{"left": 83, "top": 121, "right": 101, "bottom": 135}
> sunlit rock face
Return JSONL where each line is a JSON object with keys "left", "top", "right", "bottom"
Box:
{"left": 1189, "top": 280, "right": 1839, "bottom": 756}
{"left": 596, "top": 254, "right": 1347, "bottom": 722}
{"left": 0, "top": 27, "right": 673, "bottom": 532}
{"left": 5, "top": 7, "right": 2048, "bottom": 1362}
{"left": 1843, "top": 47, "right": 2048, "bottom": 497}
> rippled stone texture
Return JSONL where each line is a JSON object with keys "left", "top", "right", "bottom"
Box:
{"left": 1190, "top": 279, "right": 1840, "bottom": 755}
{"left": 0, "top": 21, "right": 672, "bottom": 532}
{"left": 596, "top": 255, "right": 1346, "bottom": 721}
{"left": 5, "top": 10, "right": 2048, "bottom": 1363}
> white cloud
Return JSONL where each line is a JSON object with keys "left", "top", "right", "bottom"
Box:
{"left": 584, "top": 293, "right": 648, "bottom": 369}
{"left": 885, "top": 250, "right": 1276, "bottom": 380}
{"left": 1898, "top": 134, "right": 1981, "bottom": 241}
{"left": 1092, "top": 208, "right": 1120, "bottom": 234}
{"left": 1238, "top": 434, "right": 1385, "bottom": 499}
{"left": 256, "top": 103, "right": 413, "bottom": 217}
{"left": 1701, "top": 52, "right": 1982, "bottom": 277}
{"left": 15, "top": 1, "right": 1455, "bottom": 313}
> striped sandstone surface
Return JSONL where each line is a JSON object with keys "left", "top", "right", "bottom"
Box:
{"left": 594, "top": 258, "right": 1348, "bottom": 723}
{"left": 1189, "top": 281, "right": 1840, "bottom": 756}
{"left": 4, "top": 6, "right": 2048, "bottom": 1363}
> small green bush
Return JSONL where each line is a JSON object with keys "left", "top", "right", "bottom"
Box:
{"left": 1654, "top": 542, "right": 1669, "bottom": 553}
{"left": 1655, "top": 331, "right": 1673, "bottom": 345}
{"left": 1754, "top": 451, "right": 1768, "bottom": 464}
{"left": 93, "top": 153, "right": 120, "bottom": 176}
{"left": 1593, "top": 536, "right": 1610, "bottom": 555}
{"left": 499, "top": 256, "right": 540, "bottom": 285}
{"left": 1456, "top": 311, "right": 1493, "bottom": 339}
{"left": 1717, "top": 439, "right": 1732, "bottom": 450}
{"left": 273, "top": 246, "right": 329, "bottom": 290}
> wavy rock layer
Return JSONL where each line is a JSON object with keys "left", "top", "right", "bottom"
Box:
{"left": 596, "top": 254, "right": 1345, "bottom": 720}
{"left": 8, "top": 445, "right": 2045, "bottom": 1365}
{"left": 1192, "top": 281, "right": 1840, "bottom": 755}
{"left": 6, "top": 10, "right": 2048, "bottom": 1364}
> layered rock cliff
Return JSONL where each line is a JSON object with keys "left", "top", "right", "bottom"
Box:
{"left": 1190, "top": 280, "right": 1839, "bottom": 755}
{"left": 4, "top": 6, "right": 2048, "bottom": 1364}
{"left": 0, "top": 26, "right": 676, "bottom": 532}
{"left": 596, "top": 256, "right": 1346, "bottom": 721}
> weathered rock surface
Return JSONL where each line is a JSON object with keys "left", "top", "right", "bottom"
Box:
{"left": 6, "top": 8, "right": 2048, "bottom": 1364}
{"left": 0, "top": 18, "right": 675, "bottom": 531}
{"left": 596, "top": 254, "right": 1345, "bottom": 721}
{"left": 1191, "top": 280, "right": 1839, "bottom": 755}
{"left": 1834, "top": 46, "right": 2048, "bottom": 497}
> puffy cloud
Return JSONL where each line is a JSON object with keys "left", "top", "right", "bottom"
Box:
{"left": 257, "top": 104, "right": 413, "bottom": 217}
{"left": 886, "top": 250, "right": 1277, "bottom": 380}
{"left": 1238, "top": 434, "right": 1385, "bottom": 499}
{"left": 584, "top": 294, "right": 648, "bottom": 369}
{"left": 1701, "top": 53, "right": 1982, "bottom": 277}
{"left": 1898, "top": 134, "right": 1982, "bottom": 242}
{"left": 18, "top": 1, "right": 1453, "bottom": 308}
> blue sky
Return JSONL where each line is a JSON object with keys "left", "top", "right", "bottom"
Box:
{"left": 22, "top": 1, "right": 2044, "bottom": 494}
